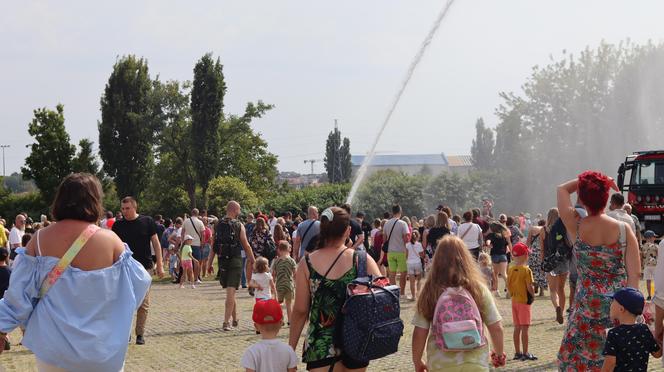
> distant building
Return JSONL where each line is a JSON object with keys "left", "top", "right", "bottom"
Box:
{"left": 277, "top": 172, "right": 325, "bottom": 189}
{"left": 350, "top": 153, "right": 472, "bottom": 177}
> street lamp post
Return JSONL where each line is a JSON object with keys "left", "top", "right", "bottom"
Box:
{"left": 0, "top": 145, "right": 9, "bottom": 177}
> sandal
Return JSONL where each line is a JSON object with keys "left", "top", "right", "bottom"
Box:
{"left": 222, "top": 322, "right": 233, "bottom": 331}
{"left": 522, "top": 353, "right": 538, "bottom": 360}
{"left": 232, "top": 320, "right": 239, "bottom": 328}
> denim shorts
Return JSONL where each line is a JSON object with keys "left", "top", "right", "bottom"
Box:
{"left": 491, "top": 254, "right": 508, "bottom": 264}
{"left": 191, "top": 245, "right": 202, "bottom": 260}
{"left": 200, "top": 244, "right": 211, "bottom": 261}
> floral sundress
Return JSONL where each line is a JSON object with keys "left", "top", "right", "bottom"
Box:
{"left": 528, "top": 233, "right": 547, "bottom": 289}
{"left": 557, "top": 225, "right": 627, "bottom": 371}
{"left": 302, "top": 251, "right": 357, "bottom": 364}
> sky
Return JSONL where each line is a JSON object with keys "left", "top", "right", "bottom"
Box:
{"left": 2, "top": 1, "right": 664, "bottom": 176}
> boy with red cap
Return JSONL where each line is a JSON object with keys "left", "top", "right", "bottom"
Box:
{"left": 241, "top": 299, "right": 297, "bottom": 372}
{"left": 507, "top": 242, "right": 537, "bottom": 361}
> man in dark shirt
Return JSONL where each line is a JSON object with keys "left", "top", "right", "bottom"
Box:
{"left": 358, "top": 212, "right": 372, "bottom": 250}
{"left": 112, "top": 196, "right": 164, "bottom": 345}
{"left": 472, "top": 208, "right": 490, "bottom": 238}
{"left": 341, "top": 204, "right": 364, "bottom": 249}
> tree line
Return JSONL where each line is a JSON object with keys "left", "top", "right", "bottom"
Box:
{"left": 471, "top": 41, "right": 663, "bottom": 213}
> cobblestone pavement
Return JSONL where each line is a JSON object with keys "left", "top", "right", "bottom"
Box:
{"left": 2, "top": 278, "right": 663, "bottom": 371}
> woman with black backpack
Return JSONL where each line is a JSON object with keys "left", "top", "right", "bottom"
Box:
{"left": 289, "top": 207, "right": 382, "bottom": 372}
{"left": 541, "top": 207, "right": 569, "bottom": 324}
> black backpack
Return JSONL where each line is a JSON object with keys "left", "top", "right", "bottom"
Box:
{"left": 215, "top": 219, "right": 242, "bottom": 259}
{"left": 541, "top": 218, "right": 573, "bottom": 272}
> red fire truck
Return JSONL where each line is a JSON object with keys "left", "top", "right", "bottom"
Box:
{"left": 617, "top": 150, "right": 664, "bottom": 237}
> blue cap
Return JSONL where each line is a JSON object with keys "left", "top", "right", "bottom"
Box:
{"left": 603, "top": 287, "right": 645, "bottom": 315}
{"left": 644, "top": 230, "right": 656, "bottom": 239}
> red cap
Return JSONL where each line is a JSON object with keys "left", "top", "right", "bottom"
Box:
{"left": 252, "top": 299, "right": 283, "bottom": 325}
{"left": 512, "top": 242, "right": 531, "bottom": 257}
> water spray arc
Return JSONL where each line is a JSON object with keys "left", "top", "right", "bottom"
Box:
{"left": 346, "top": 0, "right": 457, "bottom": 205}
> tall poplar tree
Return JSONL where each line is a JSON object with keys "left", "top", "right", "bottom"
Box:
{"left": 191, "top": 53, "right": 226, "bottom": 208}
{"left": 98, "top": 55, "right": 159, "bottom": 199}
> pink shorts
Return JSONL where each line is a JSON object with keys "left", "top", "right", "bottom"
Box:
{"left": 511, "top": 302, "right": 531, "bottom": 326}
{"left": 181, "top": 260, "right": 193, "bottom": 270}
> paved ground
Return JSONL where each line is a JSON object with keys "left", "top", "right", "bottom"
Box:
{"left": 2, "top": 277, "right": 663, "bottom": 371}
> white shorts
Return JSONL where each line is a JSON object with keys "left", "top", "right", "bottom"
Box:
{"left": 644, "top": 266, "right": 656, "bottom": 281}
{"left": 407, "top": 261, "right": 422, "bottom": 276}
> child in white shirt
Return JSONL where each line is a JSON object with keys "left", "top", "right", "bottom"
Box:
{"left": 250, "top": 257, "right": 277, "bottom": 302}
{"left": 406, "top": 230, "right": 424, "bottom": 300}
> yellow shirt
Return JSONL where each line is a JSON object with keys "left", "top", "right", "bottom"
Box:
{"left": 0, "top": 228, "right": 7, "bottom": 249}
{"left": 507, "top": 264, "right": 533, "bottom": 304}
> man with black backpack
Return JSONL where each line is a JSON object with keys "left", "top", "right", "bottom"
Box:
{"left": 207, "top": 201, "right": 255, "bottom": 331}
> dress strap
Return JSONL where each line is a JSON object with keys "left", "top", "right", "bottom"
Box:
{"left": 36, "top": 228, "right": 43, "bottom": 256}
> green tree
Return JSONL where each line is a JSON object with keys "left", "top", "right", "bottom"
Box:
{"left": 353, "top": 170, "right": 426, "bottom": 218}
{"left": 21, "top": 104, "right": 75, "bottom": 203}
{"left": 72, "top": 139, "right": 100, "bottom": 175}
{"left": 191, "top": 53, "right": 226, "bottom": 208}
{"left": 206, "top": 176, "right": 259, "bottom": 216}
{"left": 263, "top": 183, "right": 350, "bottom": 216}
{"left": 324, "top": 126, "right": 351, "bottom": 183}
{"left": 218, "top": 101, "right": 278, "bottom": 196}
{"left": 99, "top": 55, "right": 159, "bottom": 199}
{"left": 470, "top": 117, "right": 494, "bottom": 170}
{"left": 154, "top": 80, "right": 197, "bottom": 208}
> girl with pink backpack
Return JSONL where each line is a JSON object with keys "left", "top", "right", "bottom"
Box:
{"left": 412, "top": 235, "right": 505, "bottom": 371}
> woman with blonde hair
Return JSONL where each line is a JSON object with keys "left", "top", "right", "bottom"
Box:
{"left": 412, "top": 235, "right": 505, "bottom": 370}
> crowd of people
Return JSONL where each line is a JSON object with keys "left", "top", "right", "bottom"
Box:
{"left": 0, "top": 170, "right": 663, "bottom": 371}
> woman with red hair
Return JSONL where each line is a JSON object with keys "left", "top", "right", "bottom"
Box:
{"left": 557, "top": 171, "right": 640, "bottom": 371}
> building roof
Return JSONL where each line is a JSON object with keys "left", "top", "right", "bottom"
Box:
{"left": 446, "top": 155, "right": 473, "bottom": 167}
{"left": 351, "top": 153, "right": 448, "bottom": 167}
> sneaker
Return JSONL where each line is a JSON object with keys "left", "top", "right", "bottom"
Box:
{"left": 191, "top": 284, "right": 196, "bottom": 289}
{"left": 232, "top": 320, "right": 239, "bottom": 328}
{"left": 196, "top": 279, "right": 202, "bottom": 284}
{"left": 556, "top": 306, "right": 564, "bottom": 324}
{"left": 522, "top": 353, "right": 538, "bottom": 360}
{"left": 513, "top": 353, "right": 523, "bottom": 360}
{"left": 248, "top": 288, "right": 255, "bottom": 297}
{"left": 222, "top": 322, "right": 233, "bottom": 331}
{"left": 136, "top": 335, "right": 145, "bottom": 345}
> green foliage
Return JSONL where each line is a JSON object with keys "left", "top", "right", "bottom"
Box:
{"left": 206, "top": 176, "right": 259, "bottom": 216}
{"left": 154, "top": 80, "right": 197, "bottom": 208}
{"left": 191, "top": 53, "right": 226, "bottom": 208}
{"left": 489, "top": 41, "right": 662, "bottom": 213}
{"left": 353, "top": 170, "right": 427, "bottom": 219}
{"left": 470, "top": 117, "right": 494, "bottom": 170}
{"left": 72, "top": 139, "right": 100, "bottom": 175}
{"left": 99, "top": 55, "right": 159, "bottom": 199}
{"left": 324, "top": 127, "right": 352, "bottom": 183}
{"left": 21, "top": 104, "right": 76, "bottom": 204}
{"left": 263, "top": 183, "right": 350, "bottom": 217}
{"left": 0, "top": 192, "right": 48, "bottom": 221}
{"left": 218, "top": 101, "right": 278, "bottom": 197}
{"left": 422, "top": 171, "right": 492, "bottom": 215}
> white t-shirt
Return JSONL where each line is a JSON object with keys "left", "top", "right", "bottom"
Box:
{"left": 383, "top": 218, "right": 409, "bottom": 253}
{"left": 182, "top": 217, "right": 205, "bottom": 246}
{"left": 241, "top": 339, "right": 298, "bottom": 372}
{"left": 268, "top": 218, "right": 278, "bottom": 235}
{"left": 9, "top": 227, "right": 24, "bottom": 248}
{"left": 406, "top": 242, "right": 424, "bottom": 264}
{"left": 252, "top": 272, "right": 273, "bottom": 300}
{"left": 457, "top": 222, "right": 482, "bottom": 249}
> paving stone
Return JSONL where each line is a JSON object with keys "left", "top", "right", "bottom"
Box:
{"left": 2, "top": 278, "right": 663, "bottom": 371}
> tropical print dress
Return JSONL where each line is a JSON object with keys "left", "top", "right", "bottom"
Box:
{"left": 557, "top": 227, "right": 627, "bottom": 371}
{"left": 528, "top": 233, "right": 547, "bottom": 289}
{"left": 302, "top": 251, "right": 357, "bottom": 364}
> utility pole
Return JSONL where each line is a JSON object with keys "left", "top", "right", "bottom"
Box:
{"left": 304, "top": 159, "right": 316, "bottom": 175}
{"left": 0, "top": 145, "right": 9, "bottom": 177}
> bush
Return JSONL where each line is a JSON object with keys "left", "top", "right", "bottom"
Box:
{"left": 0, "top": 192, "right": 49, "bottom": 221}
{"left": 206, "top": 176, "right": 259, "bottom": 216}
{"left": 262, "top": 183, "right": 350, "bottom": 217}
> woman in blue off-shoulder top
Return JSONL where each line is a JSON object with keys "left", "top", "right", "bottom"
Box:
{"left": 0, "top": 173, "right": 151, "bottom": 372}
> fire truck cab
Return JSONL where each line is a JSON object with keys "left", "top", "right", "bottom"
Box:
{"left": 617, "top": 150, "right": 664, "bottom": 237}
